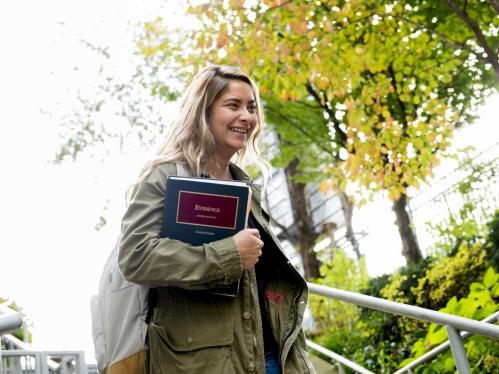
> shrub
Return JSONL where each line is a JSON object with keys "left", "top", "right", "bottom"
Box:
{"left": 400, "top": 267, "right": 499, "bottom": 373}
{"left": 309, "top": 247, "right": 368, "bottom": 333}
{"left": 413, "top": 241, "right": 489, "bottom": 310}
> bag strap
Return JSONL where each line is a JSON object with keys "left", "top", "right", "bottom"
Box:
{"left": 176, "top": 163, "right": 192, "bottom": 177}
{"left": 145, "top": 163, "right": 192, "bottom": 324}
{"left": 145, "top": 288, "right": 157, "bottom": 324}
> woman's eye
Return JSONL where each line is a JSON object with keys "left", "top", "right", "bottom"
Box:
{"left": 248, "top": 106, "right": 256, "bottom": 113}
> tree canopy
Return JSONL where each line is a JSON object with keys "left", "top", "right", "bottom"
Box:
{"left": 139, "top": 0, "right": 497, "bottom": 202}
{"left": 137, "top": 0, "right": 497, "bottom": 262}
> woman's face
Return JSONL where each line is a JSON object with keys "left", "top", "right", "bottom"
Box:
{"left": 208, "top": 79, "right": 257, "bottom": 160}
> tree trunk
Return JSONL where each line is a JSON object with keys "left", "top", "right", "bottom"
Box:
{"left": 392, "top": 193, "right": 423, "bottom": 264}
{"left": 338, "top": 190, "right": 363, "bottom": 260}
{"left": 284, "top": 158, "right": 321, "bottom": 279}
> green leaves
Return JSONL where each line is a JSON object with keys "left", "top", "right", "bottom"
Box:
{"left": 483, "top": 267, "right": 499, "bottom": 289}
{"left": 309, "top": 246, "right": 369, "bottom": 334}
{"left": 405, "top": 265, "right": 499, "bottom": 371}
{"left": 135, "top": 0, "right": 499, "bottom": 204}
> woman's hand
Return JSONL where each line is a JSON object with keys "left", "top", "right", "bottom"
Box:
{"left": 233, "top": 229, "right": 263, "bottom": 269}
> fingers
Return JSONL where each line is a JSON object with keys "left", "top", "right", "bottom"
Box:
{"left": 234, "top": 228, "right": 264, "bottom": 269}
{"left": 247, "top": 228, "right": 261, "bottom": 238}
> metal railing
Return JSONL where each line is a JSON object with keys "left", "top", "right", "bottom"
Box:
{"left": 0, "top": 306, "right": 22, "bottom": 336}
{"left": 0, "top": 350, "right": 88, "bottom": 374}
{"left": 306, "top": 282, "right": 499, "bottom": 374}
{"left": 394, "top": 311, "right": 499, "bottom": 374}
{"left": 1, "top": 334, "right": 89, "bottom": 374}
{"left": 3, "top": 285, "right": 498, "bottom": 373}
{"left": 306, "top": 339, "right": 374, "bottom": 374}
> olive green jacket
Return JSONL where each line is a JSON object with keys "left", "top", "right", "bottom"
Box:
{"left": 118, "top": 162, "right": 316, "bottom": 374}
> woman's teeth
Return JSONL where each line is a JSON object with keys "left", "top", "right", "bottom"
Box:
{"left": 230, "top": 128, "right": 247, "bottom": 134}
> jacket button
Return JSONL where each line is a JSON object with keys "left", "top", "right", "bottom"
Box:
{"left": 243, "top": 311, "right": 251, "bottom": 319}
{"left": 248, "top": 363, "right": 255, "bottom": 372}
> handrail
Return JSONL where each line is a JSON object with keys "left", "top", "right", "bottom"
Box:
{"left": 0, "top": 349, "right": 88, "bottom": 373}
{"left": 306, "top": 339, "right": 374, "bottom": 374}
{"left": 307, "top": 282, "right": 499, "bottom": 374}
{"left": 0, "top": 305, "right": 23, "bottom": 336}
{"left": 1, "top": 333, "right": 30, "bottom": 350}
{"left": 1, "top": 334, "right": 60, "bottom": 370}
{"left": 394, "top": 311, "right": 499, "bottom": 374}
{"left": 307, "top": 283, "right": 499, "bottom": 340}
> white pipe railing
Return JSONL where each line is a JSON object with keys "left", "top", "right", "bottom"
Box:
{"left": 0, "top": 304, "right": 23, "bottom": 336}
{"left": 394, "top": 311, "right": 499, "bottom": 373}
{"left": 307, "top": 282, "right": 499, "bottom": 374}
{"left": 0, "top": 349, "right": 88, "bottom": 374}
{"left": 306, "top": 339, "right": 374, "bottom": 374}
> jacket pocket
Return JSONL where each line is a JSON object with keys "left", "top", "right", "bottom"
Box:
{"left": 158, "top": 316, "right": 233, "bottom": 351}
{"left": 148, "top": 317, "right": 235, "bottom": 374}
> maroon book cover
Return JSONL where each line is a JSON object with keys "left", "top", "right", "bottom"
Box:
{"left": 177, "top": 191, "right": 239, "bottom": 229}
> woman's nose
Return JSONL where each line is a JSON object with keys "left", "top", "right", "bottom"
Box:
{"left": 239, "top": 107, "right": 252, "bottom": 123}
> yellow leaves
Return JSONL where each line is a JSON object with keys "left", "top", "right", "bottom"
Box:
{"left": 388, "top": 189, "right": 402, "bottom": 201}
{"left": 265, "top": 0, "right": 287, "bottom": 8}
{"left": 228, "top": 0, "right": 245, "bottom": 8}
{"left": 141, "top": 46, "right": 160, "bottom": 58}
{"left": 196, "top": 33, "right": 207, "bottom": 49}
{"left": 289, "top": 19, "right": 308, "bottom": 34}
{"left": 319, "top": 180, "right": 330, "bottom": 193}
{"left": 344, "top": 96, "right": 357, "bottom": 111}
{"left": 399, "top": 93, "right": 412, "bottom": 103}
{"left": 335, "top": 86, "right": 346, "bottom": 98}
{"left": 143, "top": 17, "right": 164, "bottom": 35}
{"left": 354, "top": 45, "right": 365, "bottom": 55}
{"left": 216, "top": 25, "right": 229, "bottom": 48}
{"left": 280, "top": 89, "right": 288, "bottom": 100}
{"left": 136, "top": 0, "right": 470, "bottom": 207}
{"left": 316, "top": 76, "right": 330, "bottom": 91}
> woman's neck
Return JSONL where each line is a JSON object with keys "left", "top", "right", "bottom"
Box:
{"left": 203, "top": 158, "right": 233, "bottom": 180}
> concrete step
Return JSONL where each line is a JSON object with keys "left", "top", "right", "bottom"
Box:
{"left": 309, "top": 353, "right": 339, "bottom": 374}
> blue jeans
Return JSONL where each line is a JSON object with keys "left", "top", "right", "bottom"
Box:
{"left": 265, "top": 351, "right": 281, "bottom": 374}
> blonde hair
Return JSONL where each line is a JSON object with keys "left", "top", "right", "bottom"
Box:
{"left": 127, "top": 65, "right": 269, "bottom": 202}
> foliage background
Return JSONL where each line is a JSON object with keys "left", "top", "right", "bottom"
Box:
{"left": 1, "top": 0, "right": 498, "bottom": 367}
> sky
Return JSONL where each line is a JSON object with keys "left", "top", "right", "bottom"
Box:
{"left": 0, "top": 0, "right": 498, "bottom": 365}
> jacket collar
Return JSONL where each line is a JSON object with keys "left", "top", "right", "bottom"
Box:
{"left": 229, "top": 163, "right": 263, "bottom": 206}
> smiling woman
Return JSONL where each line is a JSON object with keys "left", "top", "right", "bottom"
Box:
{"left": 208, "top": 80, "right": 258, "bottom": 170}
{"left": 117, "top": 65, "right": 317, "bottom": 374}
{"left": 126, "top": 66, "right": 267, "bottom": 196}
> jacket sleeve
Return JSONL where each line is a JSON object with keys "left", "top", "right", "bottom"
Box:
{"left": 118, "top": 163, "right": 243, "bottom": 288}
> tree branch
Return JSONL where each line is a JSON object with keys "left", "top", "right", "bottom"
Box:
{"left": 265, "top": 0, "right": 293, "bottom": 13}
{"left": 294, "top": 100, "right": 323, "bottom": 110}
{"left": 489, "top": 0, "right": 499, "bottom": 15}
{"left": 388, "top": 13, "right": 478, "bottom": 57}
{"left": 387, "top": 64, "right": 409, "bottom": 130}
{"left": 305, "top": 81, "right": 347, "bottom": 145}
{"left": 267, "top": 108, "right": 335, "bottom": 157}
{"left": 444, "top": 0, "right": 499, "bottom": 80}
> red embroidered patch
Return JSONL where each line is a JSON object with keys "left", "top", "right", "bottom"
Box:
{"left": 264, "top": 290, "right": 285, "bottom": 303}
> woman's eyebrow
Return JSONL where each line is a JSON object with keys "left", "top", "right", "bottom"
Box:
{"left": 223, "top": 97, "right": 256, "bottom": 104}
